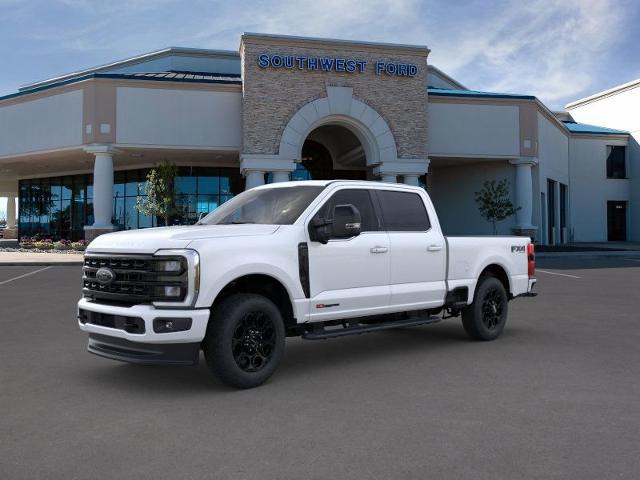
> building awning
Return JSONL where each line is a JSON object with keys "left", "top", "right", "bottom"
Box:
{"left": 427, "top": 87, "right": 535, "bottom": 100}
{"left": 561, "top": 121, "right": 628, "bottom": 135}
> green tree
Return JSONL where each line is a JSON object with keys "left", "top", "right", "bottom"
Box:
{"left": 135, "top": 161, "right": 179, "bottom": 226}
{"left": 474, "top": 179, "right": 520, "bottom": 235}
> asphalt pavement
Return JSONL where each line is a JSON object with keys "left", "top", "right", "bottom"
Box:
{"left": 1, "top": 258, "right": 639, "bottom": 479}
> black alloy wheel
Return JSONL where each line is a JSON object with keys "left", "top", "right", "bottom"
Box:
{"left": 232, "top": 312, "right": 276, "bottom": 372}
{"left": 461, "top": 275, "right": 509, "bottom": 341}
{"left": 203, "top": 293, "right": 285, "bottom": 389}
{"left": 481, "top": 287, "right": 505, "bottom": 330}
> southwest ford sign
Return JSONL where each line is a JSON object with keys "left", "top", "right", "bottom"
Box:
{"left": 257, "top": 54, "right": 418, "bottom": 77}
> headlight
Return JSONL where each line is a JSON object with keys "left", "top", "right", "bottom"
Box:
{"left": 152, "top": 249, "right": 200, "bottom": 308}
{"left": 156, "top": 259, "right": 183, "bottom": 273}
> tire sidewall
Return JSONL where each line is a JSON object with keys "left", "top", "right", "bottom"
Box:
{"left": 205, "top": 294, "right": 286, "bottom": 388}
{"left": 466, "top": 276, "right": 509, "bottom": 341}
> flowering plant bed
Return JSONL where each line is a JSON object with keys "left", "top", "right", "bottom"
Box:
{"left": 18, "top": 237, "right": 87, "bottom": 252}
{"left": 2, "top": 237, "right": 88, "bottom": 254}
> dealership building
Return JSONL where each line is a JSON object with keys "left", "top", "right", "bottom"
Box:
{"left": 0, "top": 33, "right": 636, "bottom": 243}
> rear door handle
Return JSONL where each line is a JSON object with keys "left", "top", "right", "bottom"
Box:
{"left": 370, "top": 246, "right": 388, "bottom": 254}
{"left": 427, "top": 244, "right": 443, "bottom": 252}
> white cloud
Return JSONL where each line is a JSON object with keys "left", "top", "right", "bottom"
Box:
{"left": 186, "top": 0, "right": 632, "bottom": 107}
{"left": 424, "top": 0, "right": 631, "bottom": 107}
{"left": 5, "top": 0, "right": 635, "bottom": 109}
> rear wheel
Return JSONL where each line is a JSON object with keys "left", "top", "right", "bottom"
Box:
{"left": 203, "top": 293, "right": 285, "bottom": 388}
{"left": 462, "top": 276, "right": 508, "bottom": 341}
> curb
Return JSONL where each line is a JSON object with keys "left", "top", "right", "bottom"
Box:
{"left": 0, "top": 262, "right": 83, "bottom": 266}
{"left": 537, "top": 251, "right": 640, "bottom": 258}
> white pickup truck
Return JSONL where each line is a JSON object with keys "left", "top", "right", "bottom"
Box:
{"left": 78, "top": 180, "right": 536, "bottom": 388}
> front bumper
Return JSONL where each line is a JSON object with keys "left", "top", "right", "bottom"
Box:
{"left": 88, "top": 333, "right": 200, "bottom": 365}
{"left": 78, "top": 297, "right": 210, "bottom": 344}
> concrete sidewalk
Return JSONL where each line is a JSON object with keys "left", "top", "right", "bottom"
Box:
{"left": 536, "top": 250, "right": 640, "bottom": 258}
{"left": 0, "top": 251, "right": 83, "bottom": 266}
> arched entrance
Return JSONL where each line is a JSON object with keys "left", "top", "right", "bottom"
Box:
{"left": 241, "top": 86, "right": 427, "bottom": 189}
{"left": 298, "top": 124, "right": 368, "bottom": 181}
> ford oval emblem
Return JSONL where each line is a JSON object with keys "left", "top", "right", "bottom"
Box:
{"left": 95, "top": 267, "right": 115, "bottom": 285}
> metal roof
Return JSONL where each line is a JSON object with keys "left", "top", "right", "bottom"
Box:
{"left": 428, "top": 87, "right": 536, "bottom": 100}
{"left": 0, "top": 71, "right": 242, "bottom": 103}
{"left": 562, "top": 121, "right": 628, "bottom": 135}
{"left": 19, "top": 47, "right": 240, "bottom": 92}
{"left": 111, "top": 71, "right": 241, "bottom": 82}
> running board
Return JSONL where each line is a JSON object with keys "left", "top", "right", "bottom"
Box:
{"left": 302, "top": 315, "right": 441, "bottom": 340}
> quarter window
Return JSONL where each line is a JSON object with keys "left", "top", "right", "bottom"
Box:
{"left": 606, "top": 146, "right": 626, "bottom": 179}
{"left": 319, "top": 189, "right": 380, "bottom": 231}
{"left": 377, "top": 190, "right": 430, "bottom": 231}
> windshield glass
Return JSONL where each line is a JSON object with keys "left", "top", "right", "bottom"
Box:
{"left": 199, "top": 185, "right": 325, "bottom": 225}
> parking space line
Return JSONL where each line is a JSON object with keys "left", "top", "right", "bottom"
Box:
{"left": 0, "top": 266, "right": 52, "bottom": 286}
{"left": 536, "top": 269, "right": 581, "bottom": 279}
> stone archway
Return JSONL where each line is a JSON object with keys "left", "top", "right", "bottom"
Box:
{"left": 278, "top": 86, "right": 398, "bottom": 168}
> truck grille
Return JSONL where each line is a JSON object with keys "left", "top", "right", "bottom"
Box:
{"left": 83, "top": 254, "right": 187, "bottom": 306}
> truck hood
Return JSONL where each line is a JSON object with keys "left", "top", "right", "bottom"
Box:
{"left": 86, "top": 224, "right": 280, "bottom": 254}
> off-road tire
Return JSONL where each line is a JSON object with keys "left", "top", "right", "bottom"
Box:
{"left": 462, "top": 275, "right": 509, "bottom": 341}
{"left": 203, "top": 293, "right": 285, "bottom": 388}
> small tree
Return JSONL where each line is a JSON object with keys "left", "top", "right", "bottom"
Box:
{"left": 474, "top": 179, "right": 520, "bottom": 235}
{"left": 135, "top": 161, "right": 179, "bottom": 226}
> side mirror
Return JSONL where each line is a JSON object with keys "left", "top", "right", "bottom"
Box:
{"left": 310, "top": 216, "right": 332, "bottom": 244}
{"left": 331, "top": 204, "right": 361, "bottom": 239}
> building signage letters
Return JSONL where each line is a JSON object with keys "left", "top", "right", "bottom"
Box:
{"left": 257, "top": 53, "right": 418, "bottom": 77}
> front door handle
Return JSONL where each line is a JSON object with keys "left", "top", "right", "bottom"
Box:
{"left": 370, "top": 246, "right": 389, "bottom": 254}
{"left": 427, "top": 244, "right": 443, "bottom": 252}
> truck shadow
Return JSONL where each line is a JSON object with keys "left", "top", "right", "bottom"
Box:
{"left": 79, "top": 322, "right": 532, "bottom": 393}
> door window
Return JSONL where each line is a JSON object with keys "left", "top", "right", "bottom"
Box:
{"left": 376, "top": 190, "right": 430, "bottom": 231}
{"left": 317, "top": 189, "right": 380, "bottom": 231}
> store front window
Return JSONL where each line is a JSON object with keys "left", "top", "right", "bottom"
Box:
{"left": 19, "top": 166, "right": 243, "bottom": 240}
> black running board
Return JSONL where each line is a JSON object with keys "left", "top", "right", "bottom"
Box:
{"left": 302, "top": 315, "right": 441, "bottom": 340}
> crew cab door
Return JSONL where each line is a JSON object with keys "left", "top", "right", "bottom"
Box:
{"left": 306, "top": 188, "right": 390, "bottom": 321}
{"left": 375, "top": 189, "right": 447, "bottom": 310}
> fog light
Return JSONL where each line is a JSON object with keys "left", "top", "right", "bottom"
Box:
{"left": 153, "top": 318, "right": 192, "bottom": 333}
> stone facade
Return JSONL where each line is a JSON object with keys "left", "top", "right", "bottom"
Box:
{"left": 240, "top": 34, "right": 429, "bottom": 162}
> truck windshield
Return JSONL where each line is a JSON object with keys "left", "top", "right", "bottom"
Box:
{"left": 199, "top": 185, "right": 325, "bottom": 225}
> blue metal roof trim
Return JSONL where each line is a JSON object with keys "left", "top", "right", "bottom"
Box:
{"left": 562, "top": 121, "right": 628, "bottom": 135}
{"left": 0, "top": 72, "right": 242, "bottom": 102}
{"left": 428, "top": 87, "right": 536, "bottom": 100}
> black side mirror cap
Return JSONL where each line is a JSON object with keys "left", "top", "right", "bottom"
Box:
{"left": 331, "top": 204, "right": 362, "bottom": 239}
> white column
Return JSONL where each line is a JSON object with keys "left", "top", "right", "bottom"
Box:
{"left": 271, "top": 171, "right": 290, "bottom": 183}
{"left": 381, "top": 174, "right": 397, "bottom": 183}
{"left": 244, "top": 170, "right": 265, "bottom": 190}
{"left": 509, "top": 158, "right": 537, "bottom": 230}
{"left": 6, "top": 195, "right": 16, "bottom": 229}
{"left": 403, "top": 174, "right": 420, "bottom": 186}
{"left": 240, "top": 154, "right": 295, "bottom": 191}
{"left": 84, "top": 145, "right": 117, "bottom": 230}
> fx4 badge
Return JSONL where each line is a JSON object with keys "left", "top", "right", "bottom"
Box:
{"left": 511, "top": 245, "right": 525, "bottom": 253}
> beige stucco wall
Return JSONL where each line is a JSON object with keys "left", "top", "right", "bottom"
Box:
{"left": 240, "top": 35, "right": 429, "bottom": 160}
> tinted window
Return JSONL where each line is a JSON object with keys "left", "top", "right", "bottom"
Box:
{"left": 377, "top": 190, "right": 430, "bottom": 231}
{"left": 319, "top": 189, "right": 380, "bottom": 231}
{"left": 201, "top": 186, "right": 323, "bottom": 225}
{"left": 606, "top": 146, "right": 626, "bottom": 179}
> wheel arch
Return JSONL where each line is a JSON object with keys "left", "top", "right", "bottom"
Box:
{"left": 478, "top": 263, "right": 512, "bottom": 298}
{"left": 210, "top": 273, "right": 297, "bottom": 332}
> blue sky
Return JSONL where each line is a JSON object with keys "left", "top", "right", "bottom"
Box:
{"left": 0, "top": 0, "right": 639, "bottom": 217}
{"left": 0, "top": 0, "right": 639, "bottom": 109}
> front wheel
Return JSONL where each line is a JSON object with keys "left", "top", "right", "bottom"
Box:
{"left": 462, "top": 276, "right": 508, "bottom": 341}
{"left": 203, "top": 293, "right": 285, "bottom": 388}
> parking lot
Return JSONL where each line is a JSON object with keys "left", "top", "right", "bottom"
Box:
{"left": 1, "top": 257, "right": 639, "bottom": 479}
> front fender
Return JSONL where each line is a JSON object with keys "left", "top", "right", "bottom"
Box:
{"left": 195, "top": 261, "right": 304, "bottom": 310}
